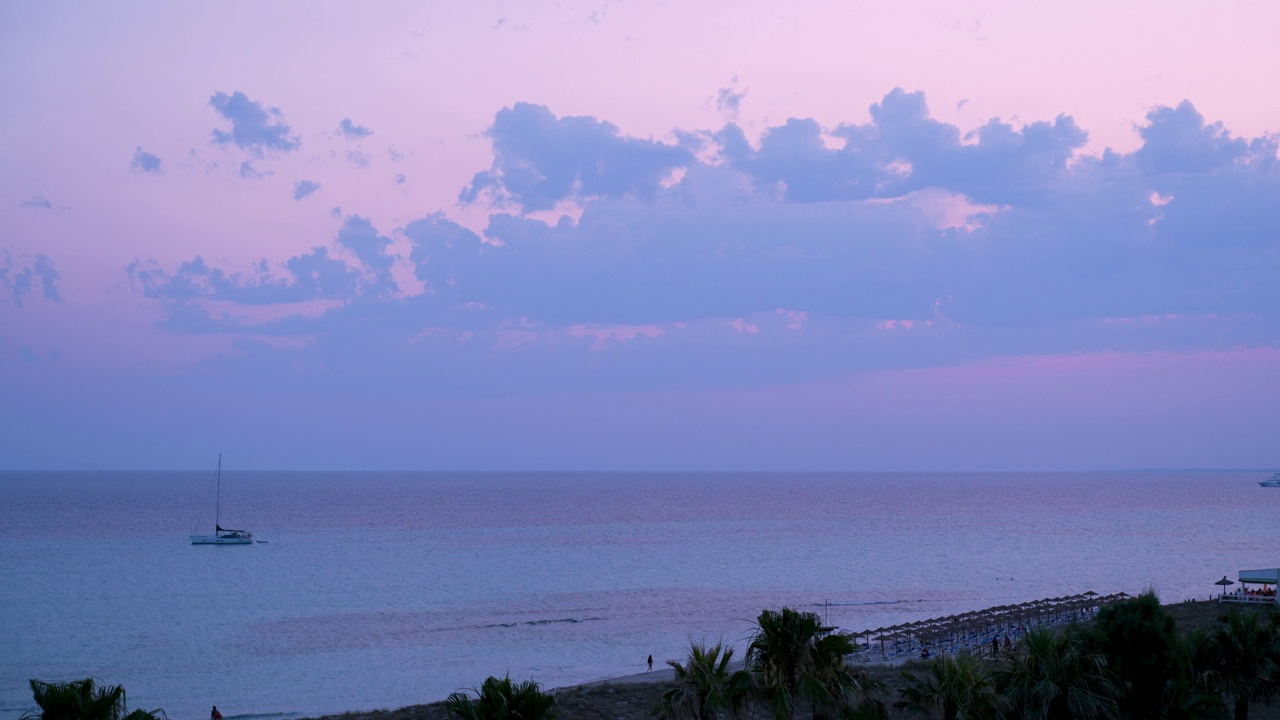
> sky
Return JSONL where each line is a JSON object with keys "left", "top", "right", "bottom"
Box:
{"left": 1, "top": 0, "right": 1278, "bottom": 471}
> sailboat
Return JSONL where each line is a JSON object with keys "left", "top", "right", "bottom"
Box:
{"left": 190, "top": 454, "right": 253, "bottom": 545}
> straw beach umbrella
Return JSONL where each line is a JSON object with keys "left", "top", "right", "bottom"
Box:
{"left": 855, "top": 628, "right": 877, "bottom": 654}
{"left": 873, "top": 631, "right": 896, "bottom": 654}
{"left": 893, "top": 623, "right": 911, "bottom": 649}
{"left": 868, "top": 627, "right": 890, "bottom": 653}
{"left": 1216, "top": 575, "right": 1235, "bottom": 598}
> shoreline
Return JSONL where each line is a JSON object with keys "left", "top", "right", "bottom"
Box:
{"left": 303, "top": 595, "right": 1233, "bottom": 720}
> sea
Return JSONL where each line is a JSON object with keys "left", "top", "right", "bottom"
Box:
{"left": 1, "top": 471, "right": 1274, "bottom": 720}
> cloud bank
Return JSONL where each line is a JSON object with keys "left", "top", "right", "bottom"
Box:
{"left": 129, "top": 90, "right": 1280, "bottom": 396}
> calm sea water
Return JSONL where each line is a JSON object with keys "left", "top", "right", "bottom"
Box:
{"left": 1, "top": 471, "right": 1274, "bottom": 719}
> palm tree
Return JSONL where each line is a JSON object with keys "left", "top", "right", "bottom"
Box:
{"left": 22, "top": 679, "right": 164, "bottom": 720}
{"left": 824, "top": 665, "right": 888, "bottom": 720}
{"left": 653, "top": 642, "right": 751, "bottom": 720}
{"left": 444, "top": 676, "right": 557, "bottom": 720}
{"left": 746, "top": 607, "right": 876, "bottom": 720}
{"left": 1198, "top": 608, "right": 1279, "bottom": 720}
{"left": 994, "top": 628, "right": 1119, "bottom": 720}
{"left": 1086, "top": 591, "right": 1186, "bottom": 720}
{"left": 1181, "top": 627, "right": 1229, "bottom": 720}
{"left": 896, "top": 652, "right": 996, "bottom": 720}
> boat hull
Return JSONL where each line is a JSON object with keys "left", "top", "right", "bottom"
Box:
{"left": 190, "top": 535, "right": 254, "bottom": 545}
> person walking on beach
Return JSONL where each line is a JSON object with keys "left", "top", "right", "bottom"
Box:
{"left": 647, "top": 654, "right": 653, "bottom": 672}
{"left": 212, "top": 707, "right": 223, "bottom": 720}
{"left": 991, "top": 636, "right": 999, "bottom": 657}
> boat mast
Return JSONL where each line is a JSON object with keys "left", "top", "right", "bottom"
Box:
{"left": 215, "top": 453, "right": 222, "bottom": 533}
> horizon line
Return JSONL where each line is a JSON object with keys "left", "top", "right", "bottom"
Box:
{"left": 0, "top": 467, "right": 1273, "bottom": 474}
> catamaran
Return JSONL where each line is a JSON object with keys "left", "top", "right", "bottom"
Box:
{"left": 190, "top": 454, "right": 253, "bottom": 545}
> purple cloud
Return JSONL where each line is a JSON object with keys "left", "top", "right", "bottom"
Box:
{"left": 128, "top": 217, "right": 402, "bottom": 311}
{"left": 209, "top": 91, "right": 301, "bottom": 156}
{"left": 1134, "top": 100, "right": 1251, "bottom": 175}
{"left": 131, "top": 147, "right": 162, "bottom": 174}
{"left": 717, "top": 87, "right": 1088, "bottom": 206}
{"left": 238, "top": 161, "right": 265, "bottom": 179}
{"left": 1, "top": 252, "right": 62, "bottom": 308}
{"left": 335, "top": 216, "right": 397, "bottom": 296}
{"left": 337, "top": 118, "right": 372, "bottom": 139}
{"left": 293, "top": 179, "right": 321, "bottom": 200}
{"left": 716, "top": 86, "right": 746, "bottom": 120}
{"left": 127, "top": 92, "right": 1280, "bottom": 399}
{"left": 460, "top": 102, "right": 694, "bottom": 212}
{"left": 20, "top": 195, "right": 54, "bottom": 210}
{"left": 345, "top": 148, "right": 371, "bottom": 168}
{"left": 34, "top": 255, "right": 62, "bottom": 303}
{"left": 129, "top": 249, "right": 359, "bottom": 306}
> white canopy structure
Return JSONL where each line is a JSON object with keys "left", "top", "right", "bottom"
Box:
{"left": 1221, "top": 568, "right": 1280, "bottom": 604}
{"left": 1239, "top": 569, "right": 1280, "bottom": 584}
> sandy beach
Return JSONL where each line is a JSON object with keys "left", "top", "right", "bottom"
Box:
{"left": 303, "top": 598, "right": 1250, "bottom": 720}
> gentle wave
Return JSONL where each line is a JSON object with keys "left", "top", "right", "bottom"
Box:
{"left": 814, "top": 600, "right": 901, "bottom": 607}
{"left": 813, "top": 599, "right": 933, "bottom": 607}
{"left": 470, "top": 617, "right": 604, "bottom": 630}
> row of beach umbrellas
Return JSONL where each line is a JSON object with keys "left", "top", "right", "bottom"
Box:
{"left": 847, "top": 591, "right": 1130, "bottom": 656}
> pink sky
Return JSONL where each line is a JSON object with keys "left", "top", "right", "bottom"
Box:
{"left": 1, "top": 1, "right": 1278, "bottom": 469}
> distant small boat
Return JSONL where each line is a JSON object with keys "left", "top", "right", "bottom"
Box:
{"left": 1259, "top": 473, "right": 1280, "bottom": 488}
{"left": 190, "top": 454, "right": 253, "bottom": 545}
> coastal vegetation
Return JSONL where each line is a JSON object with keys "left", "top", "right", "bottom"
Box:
{"left": 896, "top": 650, "right": 997, "bottom": 719}
{"left": 631, "top": 596, "right": 1280, "bottom": 720}
{"left": 744, "top": 607, "right": 885, "bottom": 720}
{"left": 990, "top": 627, "right": 1118, "bottom": 719}
{"left": 653, "top": 642, "right": 750, "bottom": 720}
{"left": 33, "top": 596, "right": 1280, "bottom": 720}
{"left": 443, "top": 676, "right": 557, "bottom": 720}
{"left": 883, "top": 594, "right": 1280, "bottom": 720}
{"left": 20, "top": 679, "right": 164, "bottom": 720}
